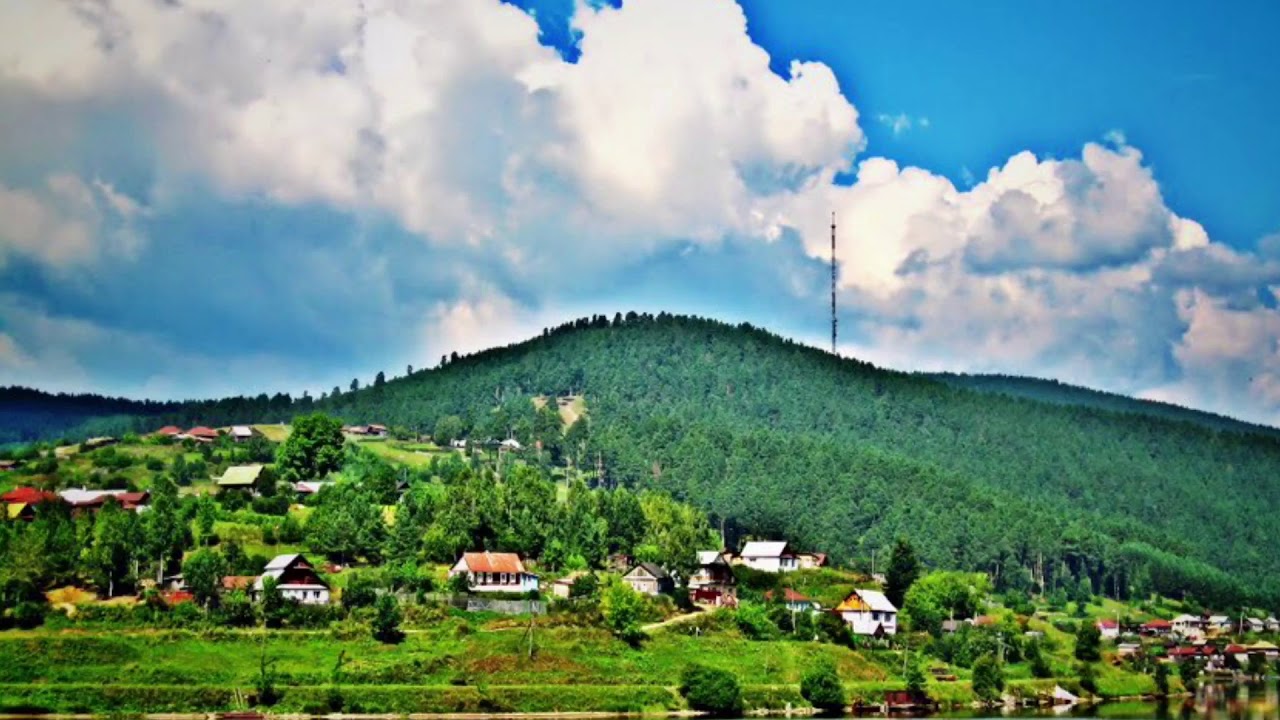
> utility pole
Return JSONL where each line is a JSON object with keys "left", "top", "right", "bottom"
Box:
{"left": 830, "top": 212, "right": 838, "bottom": 355}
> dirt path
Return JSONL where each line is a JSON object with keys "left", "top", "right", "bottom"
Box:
{"left": 641, "top": 611, "right": 703, "bottom": 632}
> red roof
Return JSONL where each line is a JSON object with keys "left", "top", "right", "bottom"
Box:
{"left": 1, "top": 487, "right": 59, "bottom": 505}
{"left": 460, "top": 551, "right": 526, "bottom": 574}
{"left": 187, "top": 426, "right": 219, "bottom": 439}
{"left": 156, "top": 426, "right": 183, "bottom": 436}
{"left": 1226, "top": 644, "right": 1248, "bottom": 654}
{"left": 766, "top": 588, "right": 812, "bottom": 603}
{"left": 222, "top": 575, "right": 256, "bottom": 591}
{"left": 1098, "top": 620, "right": 1119, "bottom": 628}
{"left": 1143, "top": 619, "right": 1173, "bottom": 628}
{"left": 162, "top": 590, "right": 195, "bottom": 605}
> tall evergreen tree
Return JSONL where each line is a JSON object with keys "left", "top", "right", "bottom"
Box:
{"left": 885, "top": 538, "right": 921, "bottom": 608}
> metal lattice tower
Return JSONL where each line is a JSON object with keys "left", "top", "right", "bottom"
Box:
{"left": 830, "top": 212, "right": 838, "bottom": 355}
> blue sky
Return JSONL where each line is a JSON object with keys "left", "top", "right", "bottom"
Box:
{"left": 1, "top": 0, "right": 1279, "bottom": 425}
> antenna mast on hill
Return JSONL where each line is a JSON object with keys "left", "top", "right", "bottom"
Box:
{"left": 830, "top": 212, "right": 838, "bottom": 355}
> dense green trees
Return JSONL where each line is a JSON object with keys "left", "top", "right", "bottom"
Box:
{"left": 970, "top": 654, "right": 1005, "bottom": 704}
{"left": 10, "top": 313, "right": 1280, "bottom": 605}
{"left": 679, "top": 664, "right": 743, "bottom": 716}
{"left": 276, "top": 413, "right": 345, "bottom": 483}
{"left": 885, "top": 538, "right": 920, "bottom": 608}
{"left": 800, "top": 660, "right": 846, "bottom": 713}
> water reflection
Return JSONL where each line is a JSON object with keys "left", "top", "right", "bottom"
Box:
{"left": 921, "top": 682, "right": 1280, "bottom": 720}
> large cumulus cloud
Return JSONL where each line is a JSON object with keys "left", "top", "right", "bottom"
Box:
{"left": 0, "top": 0, "right": 1277, "bottom": 426}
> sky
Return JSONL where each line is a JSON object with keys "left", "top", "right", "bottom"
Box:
{"left": 1, "top": 0, "right": 1279, "bottom": 425}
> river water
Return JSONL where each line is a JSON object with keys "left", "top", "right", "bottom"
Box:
{"left": 925, "top": 683, "right": 1280, "bottom": 720}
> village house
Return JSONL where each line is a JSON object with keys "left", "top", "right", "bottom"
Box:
{"left": 294, "top": 481, "right": 333, "bottom": 498}
{"left": 450, "top": 551, "right": 539, "bottom": 594}
{"left": 0, "top": 459, "right": 18, "bottom": 472}
{"left": 622, "top": 563, "right": 674, "bottom": 596}
{"left": 449, "top": 439, "right": 467, "bottom": 449}
{"left": 254, "top": 554, "right": 330, "bottom": 604}
{"left": 735, "top": 541, "right": 800, "bottom": 573}
{"left": 184, "top": 426, "right": 220, "bottom": 443}
{"left": 1245, "top": 617, "right": 1267, "bottom": 634}
{"left": 217, "top": 464, "right": 265, "bottom": 492}
{"left": 1206, "top": 615, "right": 1234, "bottom": 634}
{"left": 835, "top": 588, "right": 898, "bottom": 636}
{"left": 1141, "top": 619, "right": 1173, "bottom": 636}
{"left": 1172, "top": 614, "right": 1206, "bottom": 639}
{"left": 795, "top": 552, "right": 827, "bottom": 569}
{"left": 230, "top": 425, "right": 257, "bottom": 442}
{"left": 551, "top": 571, "right": 588, "bottom": 599}
{"left": 1096, "top": 619, "right": 1120, "bottom": 639}
{"left": 154, "top": 426, "right": 183, "bottom": 438}
{"left": 1268, "top": 617, "right": 1280, "bottom": 632}
{"left": 58, "top": 488, "right": 149, "bottom": 513}
{"left": 2, "top": 486, "right": 59, "bottom": 520}
{"left": 765, "top": 588, "right": 820, "bottom": 613}
{"left": 82, "top": 437, "right": 118, "bottom": 450}
{"left": 498, "top": 438, "right": 522, "bottom": 451}
{"left": 1116, "top": 643, "right": 1141, "bottom": 658}
{"left": 689, "top": 550, "right": 737, "bottom": 606}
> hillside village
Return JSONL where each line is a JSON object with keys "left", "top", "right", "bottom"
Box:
{"left": 3, "top": 412, "right": 1280, "bottom": 714}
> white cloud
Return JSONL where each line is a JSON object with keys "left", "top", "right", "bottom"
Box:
{"left": 877, "top": 112, "right": 929, "bottom": 137}
{"left": 0, "top": 0, "right": 1279, "bottom": 425}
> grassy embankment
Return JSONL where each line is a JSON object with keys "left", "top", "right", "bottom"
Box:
{"left": 0, "top": 607, "right": 1162, "bottom": 715}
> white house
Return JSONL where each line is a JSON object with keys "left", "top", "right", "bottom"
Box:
{"left": 836, "top": 589, "right": 897, "bottom": 636}
{"left": 1245, "top": 617, "right": 1266, "bottom": 634}
{"left": 1096, "top": 619, "right": 1120, "bottom": 639}
{"left": 498, "top": 438, "right": 522, "bottom": 451}
{"left": 736, "top": 541, "right": 799, "bottom": 573}
{"left": 1207, "top": 615, "right": 1234, "bottom": 634}
{"left": 230, "top": 425, "right": 256, "bottom": 442}
{"left": 450, "top": 551, "right": 539, "bottom": 594}
{"left": 1172, "top": 614, "right": 1205, "bottom": 639}
{"left": 254, "top": 554, "right": 330, "bottom": 605}
{"left": 1266, "top": 617, "right": 1280, "bottom": 632}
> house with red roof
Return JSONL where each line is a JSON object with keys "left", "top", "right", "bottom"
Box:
{"left": 2, "top": 487, "right": 61, "bottom": 521}
{"left": 155, "top": 426, "right": 183, "bottom": 437}
{"left": 1141, "top": 619, "right": 1173, "bottom": 636}
{"left": 765, "top": 587, "right": 820, "bottom": 613}
{"left": 449, "top": 551, "right": 539, "bottom": 594}
{"left": 1096, "top": 619, "right": 1120, "bottom": 639}
{"left": 184, "top": 426, "right": 220, "bottom": 442}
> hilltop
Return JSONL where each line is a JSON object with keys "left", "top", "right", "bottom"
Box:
{"left": 5, "top": 312, "right": 1280, "bottom": 606}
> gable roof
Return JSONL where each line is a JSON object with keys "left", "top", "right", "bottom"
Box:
{"left": 231, "top": 425, "right": 254, "bottom": 437}
{"left": 836, "top": 588, "right": 897, "bottom": 613}
{"left": 264, "top": 553, "right": 306, "bottom": 571}
{"left": 625, "top": 562, "right": 670, "bottom": 581}
{"left": 255, "top": 554, "right": 327, "bottom": 590}
{"left": 697, "top": 550, "right": 729, "bottom": 566}
{"left": 765, "top": 588, "right": 812, "bottom": 604}
{"left": 740, "top": 541, "right": 792, "bottom": 558}
{"left": 156, "top": 426, "right": 183, "bottom": 436}
{"left": 2, "top": 487, "right": 59, "bottom": 505}
{"left": 218, "top": 464, "right": 264, "bottom": 487}
{"left": 186, "top": 426, "right": 219, "bottom": 439}
{"left": 458, "top": 551, "right": 526, "bottom": 575}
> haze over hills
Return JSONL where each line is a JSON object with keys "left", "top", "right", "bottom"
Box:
{"left": 4, "top": 312, "right": 1280, "bottom": 607}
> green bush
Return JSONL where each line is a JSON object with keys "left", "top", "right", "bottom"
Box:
{"left": 800, "top": 661, "right": 846, "bottom": 713}
{"left": 680, "top": 664, "right": 743, "bottom": 716}
{"left": 970, "top": 654, "right": 1005, "bottom": 705}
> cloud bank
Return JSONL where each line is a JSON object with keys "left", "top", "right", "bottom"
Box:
{"left": 0, "top": 0, "right": 1277, "bottom": 426}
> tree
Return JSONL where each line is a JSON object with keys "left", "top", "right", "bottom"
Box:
{"left": 82, "top": 500, "right": 139, "bottom": 597}
{"left": 800, "top": 660, "right": 846, "bottom": 713}
{"left": 901, "top": 571, "right": 990, "bottom": 634}
{"left": 904, "top": 654, "right": 928, "bottom": 697}
{"left": 196, "top": 494, "right": 219, "bottom": 545}
{"left": 260, "top": 576, "right": 288, "bottom": 629}
{"left": 885, "top": 538, "right": 920, "bottom": 608}
{"left": 1028, "top": 642, "right": 1053, "bottom": 679}
{"left": 1074, "top": 620, "right": 1102, "bottom": 662}
{"left": 143, "top": 475, "right": 188, "bottom": 582}
{"left": 276, "top": 413, "right": 345, "bottom": 483}
{"left": 433, "top": 416, "right": 465, "bottom": 446}
{"left": 372, "top": 594, "right": 404, "bottom": 643}
{"left": 970, "top": 654, "right": 1005, "bottom": 705}
{"left": 601, "top": 578, "right": 646, "bottom": 646}
{"left": 342, "top": 572, "right": 379, "bottom": 610}
{"left": 1153, "top": 661, "right": 1170, "bottom": 696}
{"left": 349, "top": 378, "right": 359, "bottom": 392}
{"left": 374, "top": 371, "right": 386, "bottom": 387}
{"left": 183, "top": 547, "right": 227, "bottom": 609}
{"left": 679, "top": 664, "right": 743, "bottom": 716}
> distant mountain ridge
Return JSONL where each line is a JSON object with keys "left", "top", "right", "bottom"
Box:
{"left": 927, "top": 372, "right": 1278, "bottom": 437}
{"left": 4, "top": 313, "right": 1280, "bottom": 607}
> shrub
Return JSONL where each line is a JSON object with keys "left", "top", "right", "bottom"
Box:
{"left": 733, "top": 602, "right": 777, "bottom": 640}
{"left": 1154, "top": 662, "right": 1169, "bottom": 695}
{"left": 372, "top": 595, "right": 404, "bottom": 644}
{"left": 12, "top": 601, "right": 46, "bottom": 629}
{"left": 800, "top": 661, "right": 845, "bottom": 713}
{"left": 679, "top": 664, "right": 743, "bottom": 716}
{"left": 970, "top": 654, "right": 1004, "bottom": 705}
{"left": 1074, "top": 621, "right": 1102, "bottom": 662}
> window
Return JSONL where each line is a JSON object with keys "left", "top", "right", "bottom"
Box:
{"left": 501, "top": 573, "right": 509, "bottom": 584}
{"left": 872, "top": 611, "right": 880, "bottom": 621}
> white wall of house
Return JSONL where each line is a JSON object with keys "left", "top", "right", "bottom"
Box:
{"left": 279, "top": 585, "right": 330, "bottom": 605}
{"left": 465, "top": 572, "right": 539, "bottom": 594}
{"left": 842, "top": 609, "right": 897, "bottom": 636}
{"left": 740, "top": 555, "right": 798, "bottom": 573}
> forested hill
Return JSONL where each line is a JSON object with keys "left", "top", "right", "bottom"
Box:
{"left": 928, "top": 372, "right": 1279, "bottom": 437}
{"left": 7, "top": 313, "right": 1280, "bottom": 607}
